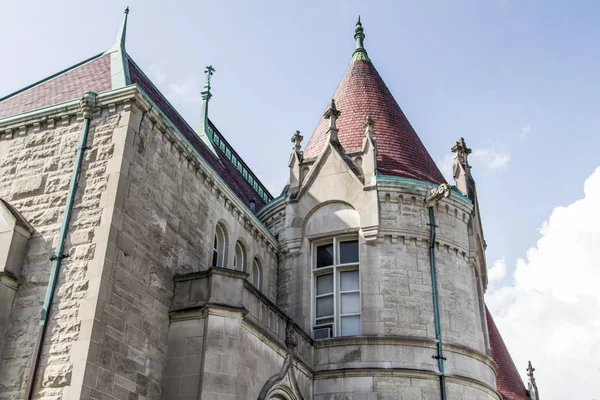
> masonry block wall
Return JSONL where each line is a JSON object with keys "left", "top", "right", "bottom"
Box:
{"left": 0, "top": 104, "right": 125, "bottom": 400}
{"left": 80, "top": 97, "right": 279, "bottom": 400}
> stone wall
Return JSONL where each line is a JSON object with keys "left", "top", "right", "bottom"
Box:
{"left": 82, "top": 96, "right": 279, "bottom": 399}
{"left": 314, "top": 375, "right": 499, "bottom": 400}
{"left": 169, "top": 267, "right": 312, "bottom": 400}
{"left": 0, "top": 102, "right": 124, "bottom": 400}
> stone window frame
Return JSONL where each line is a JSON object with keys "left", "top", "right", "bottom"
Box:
{"left": 212, "top": 223, "right": 227, "bottom": 267}
{"left": 311, "top": 235, "right": 361, "bottom": 339}
{"left": 251, "top": 257, "right": 262, "bottom": 290}
{"left": 233, "top": 241, "right": 246, "bottom": 272}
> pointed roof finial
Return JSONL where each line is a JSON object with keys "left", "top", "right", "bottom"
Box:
{"left": 202, "top": 65, "right": 216, "bottom": 101}
{"left": 117, "top": 6, "right": 130, "bottom": 49}
{"left": 352, "top": 15, "right": 369, "bottom": 61}
{"left": 195, "top": 65, "right": 218, "bottom": 156}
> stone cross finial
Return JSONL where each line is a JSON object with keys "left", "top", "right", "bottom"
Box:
{"left": 291, "top": 130, "right": 303, "bottom": 151}
{"left": 323, "top": 99, "right": 341, "bottom": 131}
{"left": 364, "top": 115, "right": 374, "bottom": 138}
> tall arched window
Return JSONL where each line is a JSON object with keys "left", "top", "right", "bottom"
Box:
{"left": 251, "top": 258, "right": 262, "bottom": 290}
{"left": 233, "top": 241, "right": 246, "bottom": 271}
{"left": 212, "top": 224, "right": 226, "bottom": 267}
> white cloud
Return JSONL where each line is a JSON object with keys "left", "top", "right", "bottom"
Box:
{"left": 166, "top": 77, "right": 202, "bottom": 104}
{"left": 487, "top": 258, "right": 507, "bottom": 291}
{"left": 486, "top": 166, "right": 600, "bottom": 400}
{"left": 437, "top": 154, "right": 455, "bottom": 182}
{"left": 520, "top": 124, "right": 532, "bottom": 140}
{"left": 471, "top": 149, "right": 511, "bottom": 170}
{"left": 147, "top": 63, "right": 167, "bottom": 84}
{"left": 437, "top": 147, "right": 510, "bottom": 182}
{"left": 146, "top": 62, "right": 201, "bottom": 106}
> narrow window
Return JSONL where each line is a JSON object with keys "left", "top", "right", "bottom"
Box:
{"left": 251, "top": 258, "right": 262, "bottom": 290}
{"left": 233, "top": 241, "right": 246, "bottom": 271}
{"left": 212, "top": 224, "right": 226, "bottom": 267}
{"left": 312, "top": 237, "right": 360, "bottom": 339}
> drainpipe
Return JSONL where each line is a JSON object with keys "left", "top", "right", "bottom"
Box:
{"left": 24, "top": 92, "right": 97, "bottom": 400}
{"left": 428, "top": 206, "right": 447, "bottom": 400}
{"left": 425, "top": 183, "right": 451, "bottom": 400}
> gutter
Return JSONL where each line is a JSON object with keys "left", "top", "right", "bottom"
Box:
{"left": 24, "top": 92, "right": 97, "bottom": 400}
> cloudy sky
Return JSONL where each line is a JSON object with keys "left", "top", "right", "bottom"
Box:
{"left": 1, "top": 0, "right": 599, "bottom": 398}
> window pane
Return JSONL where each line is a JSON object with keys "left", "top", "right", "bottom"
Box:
{"left": 339, "top": 240, "right": 359, "bottom": 264}
{"left": 315, "top": 317, "right": 334, "bottom": 324}
{"left": 316, "top": 295, "right": 333, "bottom": 318}
{"left": 340, "top": 270, "right": 359, "bottom": 291}
{"left": 341, "top": 316, "right": 360, "bottom": 336}
{"left": 316, "top": 244, "right": 334, "bottom": 268}
{"left": 341, "top": 293, "right": 360, "bottom": 314}
{"left": 252, "top": 262, "right": 261, "bottom": 288}
{"left": 316, "top": 274, "right": 333, "bottom": 295}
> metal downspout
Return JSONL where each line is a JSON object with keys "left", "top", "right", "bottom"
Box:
{"left": 24, "top": 92, "right": 97, "bottom": 400}
{"left": 428, "top": 206, "right": 448, "bottom": 400}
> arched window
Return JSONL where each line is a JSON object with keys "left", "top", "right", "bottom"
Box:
{"left": 233, "top": 241, "right": 246, "bottom": 271}
{"left": 212, "top": 224, "right": 226, "bottom": 267}
{"left": 251, "top": 258, "right": 262, "bottom": 290}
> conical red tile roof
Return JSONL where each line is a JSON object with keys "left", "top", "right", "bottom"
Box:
{"left": 303, "top": 29, "right": 445, "bottom": 185}
{"left": 486, "top": 307, "right": 530, "bottom": 400}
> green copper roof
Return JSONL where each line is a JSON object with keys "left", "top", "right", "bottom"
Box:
{"left": 352, "top": 16, "right": 370, "bottom": 62}
{"left": 104, "top": 7, "right": 131, "bottom": 89}
{"left": 195, "top": 65, "right": 219, "bottom": 157}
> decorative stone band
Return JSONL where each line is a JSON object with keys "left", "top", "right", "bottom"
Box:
{"left": 313, "top": 335, "right": 498, "bottom": 383}
{"left": 0, "top": 271, "right": 19, "bottom": 291}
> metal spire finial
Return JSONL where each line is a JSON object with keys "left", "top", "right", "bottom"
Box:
{"left": 202, "top": 65, "right": 216, "bottom": 101}
{"left": 116, "top": 7, "right": 130, "bottom": 49}
{"left": 352, "top": 16, "right": 369, "bottom": 61}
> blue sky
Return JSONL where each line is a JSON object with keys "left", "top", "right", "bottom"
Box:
{"left": 1, "top": 1, "right": 599, "bottom": 398}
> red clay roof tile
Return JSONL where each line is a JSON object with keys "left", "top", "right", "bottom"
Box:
{"left": 303, "top": 58, "right": 445, "bottom": 185}
{"left": 0, "top": 54, "right": 112, "bottom": 119}
{"left": 486, "top": 307, "right": 530, "bottom": 400}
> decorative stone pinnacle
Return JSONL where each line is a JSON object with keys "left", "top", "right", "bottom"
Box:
{"left": 451, "top": 137, "right": 472, "bottom": 155}
{"left": 364, "top": 115, "right": 374, "bottom": 136}
{"left": 352, "top": 16, "right": 369, "bottom": 61}
{"left": 526, "top": 361, "right": 535, "bottom": 379}
{"left": 323, "top": 99, "right": 341, "bottom": 131}
{"left": 291, "top": 130, "right": 303, "bottom": 151}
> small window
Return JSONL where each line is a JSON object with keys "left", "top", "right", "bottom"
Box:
{"left": 312, "top": 237, "right": 360, "bottom": 338}
{"left": 251, "top": 258, "right": 262, "bottom": 290}
{"left": 212, "top": 224, "right": 227, "bottom": 267}
{"left": 233, "top": 241, "right": 246, "bottom": 271}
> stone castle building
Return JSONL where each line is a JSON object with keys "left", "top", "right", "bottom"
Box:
{"left": 0, "top": 10, "right": 540, "bottom": 400}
